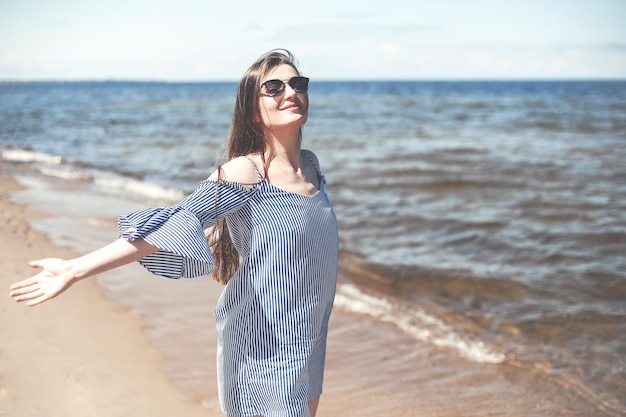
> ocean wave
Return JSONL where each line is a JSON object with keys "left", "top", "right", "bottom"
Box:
{"left": 1, "top": 147, "right": 185, "bottom": 203}
{"left": 93, "top": 177, "right": 184, "bottom": 201}
{"left": 1, "top": 148, "right": 63, "bottom": 165}
{"left": 334, "top": 282, "right": 506, "bottom": 364}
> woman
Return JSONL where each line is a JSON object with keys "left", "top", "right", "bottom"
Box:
{"left": 9, "top": 49, "right": 338, "bottom": 417}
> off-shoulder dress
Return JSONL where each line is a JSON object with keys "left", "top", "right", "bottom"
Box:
{"left": 118, "top": 151, "right": 338, "bottom": 417}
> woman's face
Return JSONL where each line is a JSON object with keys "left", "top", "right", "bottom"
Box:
{"left": 258, "top": 64, "right": 308, "bottom": 131}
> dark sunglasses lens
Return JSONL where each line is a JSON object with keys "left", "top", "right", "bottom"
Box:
{"left": 289, "top": 77, "right": 309, "bottom": 92}
{"left": 262, "top": 77, "right": 309, "bottom": 96}
{"left": 263, "top": 80, "right": 285, "bottom": 96}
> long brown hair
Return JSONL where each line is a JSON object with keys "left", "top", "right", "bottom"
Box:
{"left": 210, "top": 49, "right": 303, "bottom": 284}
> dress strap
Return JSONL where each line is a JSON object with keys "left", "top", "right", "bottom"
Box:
{"left": 301, "top": 150, "right": 322, "bottom": 180}
{"left": 243, "top": 155, "right": 265, "bottom": 181}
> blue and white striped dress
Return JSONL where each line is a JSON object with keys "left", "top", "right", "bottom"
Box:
{"left": 119, "top": 152, "right": 338, "bottom": 417}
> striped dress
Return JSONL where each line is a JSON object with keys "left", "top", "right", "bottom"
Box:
{"left": 118, "top": 152, "right": 338, "bottom": 417}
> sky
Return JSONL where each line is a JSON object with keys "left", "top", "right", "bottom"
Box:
{"left": 1, "top": 0, "right": 625, "bottom": 81}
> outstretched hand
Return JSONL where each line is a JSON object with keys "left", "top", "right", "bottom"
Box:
{"left": 9, "top": 258, "right": 75, "bottom": 307}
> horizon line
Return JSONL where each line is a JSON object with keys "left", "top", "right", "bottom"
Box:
{"left": 2, "top": 77, "right": 626, "bottom": 84}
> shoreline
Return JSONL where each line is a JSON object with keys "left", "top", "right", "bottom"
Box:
{"left": 0, "top": 174, "right": 216, "bottom": 417}
{"left": 1, "top": 167, "right": 618, "bottom": 417}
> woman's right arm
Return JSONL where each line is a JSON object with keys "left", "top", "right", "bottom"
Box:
{"left": 10, "top": 156, "right": 260, "bottom": 307}
{"left": 9, "top": 238, "right": 158, "bottom": 307}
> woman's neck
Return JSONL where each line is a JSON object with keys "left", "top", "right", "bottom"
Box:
{"left": 264, "top": 130, "right": 302, "bottom": 169}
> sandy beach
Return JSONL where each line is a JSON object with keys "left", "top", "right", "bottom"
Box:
{"left": 0, "top": 174, "right": 216, "bottom": 417}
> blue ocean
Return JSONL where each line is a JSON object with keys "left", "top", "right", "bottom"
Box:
{"left": 1, "top": 80, "right": 625, "bottom": 416}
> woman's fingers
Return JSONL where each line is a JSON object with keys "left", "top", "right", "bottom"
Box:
{"left": 12, "top": 291, "right": 40, "bottom": 303}
{"left": 10, "top": 280, "right": 41, "bottom": 299}
{"left": 11, "top": 281, "right": 51, "bottom": 305}
{"left": 9, "top": 278, "right": 38, "bottom": 293}
{"left": 9, "top": 259, "right": 64, "bottom": 305}
{"left": 11, "top": 287, "right": 48, "bottom": 306}
{"left": 25, "top": 293, "right": 49, "bottom": 307}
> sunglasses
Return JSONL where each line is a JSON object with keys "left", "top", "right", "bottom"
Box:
{"left": 260, "top": 76, "right": 309, "bottom": 97}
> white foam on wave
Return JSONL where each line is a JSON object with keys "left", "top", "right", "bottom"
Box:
{"left": 1, "top": 149, "right": 63, "bottom": 165}
{"left": 38, "top": 167, "right": 91, "bottom": 181}
{"left": 334, "top": 283, "right": 506, "bottom": 364}
{"left": 94, "top": 177, "right": 185, "bottom": 202}
{"left": 2, "top": 147, "right": 185, "bottom": 203}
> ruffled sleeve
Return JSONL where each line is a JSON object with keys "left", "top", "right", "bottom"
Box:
{"left": 118, "top": 179, "right": 259, "bottom": 278}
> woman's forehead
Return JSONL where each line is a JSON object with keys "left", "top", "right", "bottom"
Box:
{"left": 263, "top": 64, "right": 297, "bottom": 81}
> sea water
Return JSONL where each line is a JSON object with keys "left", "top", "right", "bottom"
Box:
{"left": 1, "top": 80, "right": 625, "bottom": 416}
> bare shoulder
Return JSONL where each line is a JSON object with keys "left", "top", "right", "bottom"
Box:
{"left": 301, "top": 149, "right": 321, "bottom": 169}
{"left": 208, "top": 155, "right": 261, "bottom": 184}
